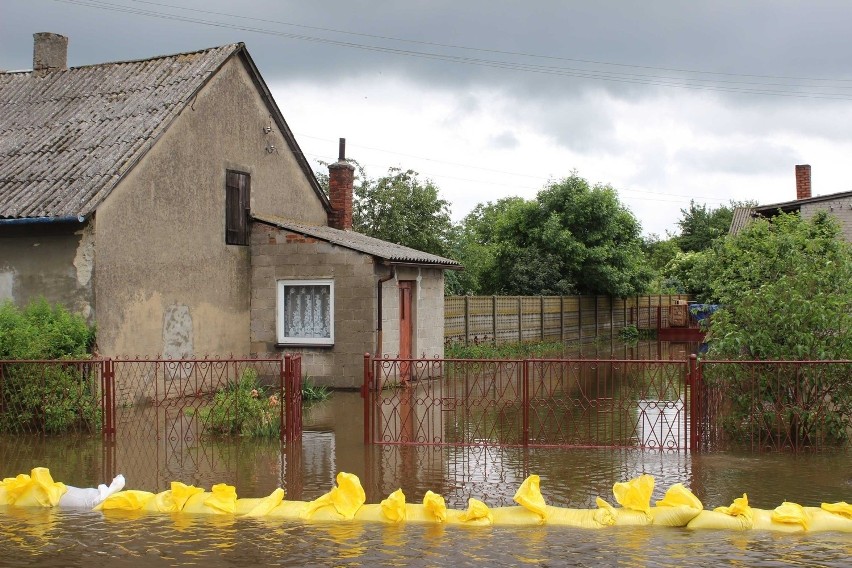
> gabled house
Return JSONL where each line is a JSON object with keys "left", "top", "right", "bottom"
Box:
{"left": 730, "top": 164, "right": 852, "bottom": 240}
{"left": 0, "top": 33, "right": 460, "bottom": 388}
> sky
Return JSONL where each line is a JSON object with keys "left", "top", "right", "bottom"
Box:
{"left": 4, "top": 0, "right": 852, "bottom": 237}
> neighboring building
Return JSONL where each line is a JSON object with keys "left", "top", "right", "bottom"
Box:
{"left": 0, "top": 33, "right": 460, "bottom": 388}
{"left": 730, "top": 164, "right": 852, "bottom": 240}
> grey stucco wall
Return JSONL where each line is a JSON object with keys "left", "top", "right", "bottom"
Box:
{"left": 0, "top": 221, "right": 95, "bottom": 320}
{"left": 250, "top": 223, "right": 377, "bottom": 389}
{"left": 94, "top": 55, "right": 329, "bottom": 357}
{"left": 801, "top": 200, "right": 852, "bottom": 242}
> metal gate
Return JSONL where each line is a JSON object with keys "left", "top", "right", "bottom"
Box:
{"left": 362, "top": 354, "right": 696, "bottom": 449}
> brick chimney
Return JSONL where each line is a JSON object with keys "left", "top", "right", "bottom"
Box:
{"left": 33, "top": 33, "right": 68, "bottom": 77}
{"left": 795, "top": 164, "right": 811, "bottom": 200}
{"left": 328, "top": 138, "right": 355, "bottom": 230}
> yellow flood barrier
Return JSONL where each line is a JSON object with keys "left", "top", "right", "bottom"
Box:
{"left": 1, "top": 468, "right": 850, "bottom": 533}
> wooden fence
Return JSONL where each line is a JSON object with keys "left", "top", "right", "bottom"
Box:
{"left": 444, "top": 295, "right": 692, "bottom": 345}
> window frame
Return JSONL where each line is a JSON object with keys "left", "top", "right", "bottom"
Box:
{"left": 276, "top": 279, "right": 335, "bottom": 346}
{"left": 225, "top": 170, "right": 250, "bottom": 246}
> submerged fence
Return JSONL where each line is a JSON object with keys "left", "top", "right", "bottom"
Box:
{"left": 363, "top": 355, "right": 852, "bottom": 452}
{"left": 697, "top": 360, "right": 852, "bottom": 452}
{"left": 0, "top": 356, "right": 303, "bottom": 443}
{"left": 444, "top": 294, "right": 692, "bottom": 345}
{"left": 363, "top": 355, "right": 693, "bottom": 450}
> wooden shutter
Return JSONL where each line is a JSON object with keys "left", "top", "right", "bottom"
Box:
{"left": 226, "top": 171, "right": 250, "bottom": 245}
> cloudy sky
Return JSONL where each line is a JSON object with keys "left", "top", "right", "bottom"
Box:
{"left": 4, "top": 0, "right": 852, "bottom": 236}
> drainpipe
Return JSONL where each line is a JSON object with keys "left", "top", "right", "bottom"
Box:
{"left": 376, "top": 265, "right": 396, "bottom": 357}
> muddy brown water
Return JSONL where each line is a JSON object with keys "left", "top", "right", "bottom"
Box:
{"left": 2, "top": 341, "right": 851, "bottom": 566}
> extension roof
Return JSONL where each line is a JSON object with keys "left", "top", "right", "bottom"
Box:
{"left": 253, "top": 214, "right": 462, "bottom": 269}
{"left": 0, "top": 43, "right": 329, "bottom": 219}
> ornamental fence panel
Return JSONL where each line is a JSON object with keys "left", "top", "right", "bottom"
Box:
{"left": 362, "top": 355, "right": 693, "bottom": 450}
{"left": 696, "top": 360, "right": 852, "bottom": 452}
{"left": 364, "top": 355, "right": 852, "bottom": 452}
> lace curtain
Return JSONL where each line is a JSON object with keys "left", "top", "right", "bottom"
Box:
{"left": 284, "top": 285, "right": 331, "bottom": 338}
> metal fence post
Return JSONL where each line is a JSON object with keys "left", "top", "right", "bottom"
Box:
{"left": 281, "top": 355, "right": 288, "bottom": 442}
{"left": 363, "top": 353, "right": 372, "bottom": 445}
{"left": 689, "top": 354, "right": 699, "bottom": 452}
{"left": 522, "top": 359, "right": 530, "bottom": 447}
{"left": 102, "top": 358, "right": 115, "bottom": 437}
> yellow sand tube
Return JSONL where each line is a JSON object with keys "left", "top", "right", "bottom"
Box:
{"left": 3, "top": 467, "right": 850, "bottom": 533}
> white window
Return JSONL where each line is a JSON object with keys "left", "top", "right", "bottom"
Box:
{"left": 276, "top": 280, "right": 334, "bottom": 345}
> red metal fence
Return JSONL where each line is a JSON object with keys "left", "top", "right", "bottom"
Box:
{"left": 364, "top": 355, "right": 852, "bottom": 452}
{"left": 1, "top": 356, "right": 303, "bottom": 443}
{"left": 0, "top": 360, "right": 105, "bottom": 435}
{"left": 696, "top": 360, "right": 852, "bottom": 452}
{"left": 363, "top": 355, "right": 694, "bottom": 450}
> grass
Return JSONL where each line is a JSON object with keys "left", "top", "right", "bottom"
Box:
{"left": 444, "top": 340, "right": 565, "bottom": 359}
{"left": 301, "top": 378, "right": 331, "bottom": 403}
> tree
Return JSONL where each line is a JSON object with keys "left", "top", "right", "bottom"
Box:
{"left": 703, "top": 211, "right": 852, "bottom": 445}
{"left": 448, "top": 197, "right": 526, "bottom": 295}
{"left": 353, "top": 167, "right": 454, "bottom": 258}
{"left": 674, "top": 200, "right": 752, "bottom": 253}
{"left": 482, "top": 174, "right": 652, "bottom": 296}
{"left": 315, "top": 162, "right": 454, "bottom": 259}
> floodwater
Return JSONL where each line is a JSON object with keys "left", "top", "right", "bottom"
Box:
{"left": 1, "top": 340, "right": 851, "bottom": 567}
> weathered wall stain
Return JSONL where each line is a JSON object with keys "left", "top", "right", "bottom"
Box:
{"left": 162, "top": 304, "right": 193, "bottom": 359}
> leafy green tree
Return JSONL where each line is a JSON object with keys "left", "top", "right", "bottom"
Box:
{"left": 448, "top": 197, "right": 526, "bottom": 295}
{"left": 674, "top": 200, "right": 754, "bottom": 253}
{"left": 315, "top": 162, "right": 454, "bottom": 259}
{"left": 353, "top": 167, "right": 454, "bottom": 258}
{"left": 703, "top": 211, "right": 852, "bottom": 445}
{"left": 482, "top": 174, "right": 652, "bottom": 296}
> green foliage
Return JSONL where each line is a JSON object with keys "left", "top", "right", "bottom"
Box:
{"left": 446, "top": 197, "right": 526, "bottom": 295}
{"left": 203, "top": 369, "right": 280, "bottom": 437}
{"left": 302, "top": 378, "right": 331, "bottom": 403}
{"left": 445, "top": 340, "right": 564, "bottom": 359}
{"left": 661, "top": 250, "right": 716, "bottom": 300}
{"left": 0, "top": 298, "right": 95, "bottom": 359}
{"left": 618, "top": 325, "right": 639, "bottom": 342}
{"left": 456, "top": 174, "right": 652, "bottom": 297}
{"left": 0, "top": 299, "right": 99, "bottom": 434}
{"left": 674, "top": 200, "right": 740, "bottom": 253}
{"left": 703, "top": 211, "right": 852, "bottom": 445}
{"left": 353, "top": 167, "right": 454, "bottom": 258}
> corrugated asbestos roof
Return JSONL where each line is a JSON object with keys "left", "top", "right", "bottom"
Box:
{"left": 0, "top": 44, "right": 241, "bottom": 219}
{"left": 253, "top": 214, "right": 462, "bottom": 268}
{"left": 728, "top": 207, "right": 755, "bottom": 235}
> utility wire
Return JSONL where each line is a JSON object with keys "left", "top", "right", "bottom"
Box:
{"left": 124, "top": 0, "right": 852, "bottom": 86}
{"left": 54, "top": 0, "right": 852, "bottom": 100}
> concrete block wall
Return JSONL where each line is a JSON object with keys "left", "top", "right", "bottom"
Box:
{"left": 250, "top": 223, "right": 377, "bottom": 389}
{"left": 801, "top": 200, "right": 852, "bottom": 242}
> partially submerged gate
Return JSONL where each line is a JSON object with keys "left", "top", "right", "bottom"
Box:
{"left": 362, "top": 355, "right": 696, "bottom": 450}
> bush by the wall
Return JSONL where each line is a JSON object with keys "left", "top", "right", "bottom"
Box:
{"left": 0, "top": 299, "right": 99, "bottom": 433}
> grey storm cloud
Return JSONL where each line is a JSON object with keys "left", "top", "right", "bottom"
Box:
{"left": 674, "top": 144, "right": 801, "bottom": 177}
{"left": 6, "top": 0, "right": 852, "bottom": 101}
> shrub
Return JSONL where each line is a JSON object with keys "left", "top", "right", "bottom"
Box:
{"left": 0, "top": 299, "right": 99, "bottom": 433}
{"left": 202, "top": 368, "right": 280, "bottom": 437}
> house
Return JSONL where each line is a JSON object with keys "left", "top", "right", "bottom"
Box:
{"left": 729, "top": 164, "right": 852, "bottom": 240}
{"left": 0, "top": 33, "right": 460, "bottom": 388}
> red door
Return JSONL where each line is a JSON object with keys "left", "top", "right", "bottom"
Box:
{"left": 399, "top": 281, "right": 413, "bottom": 382}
